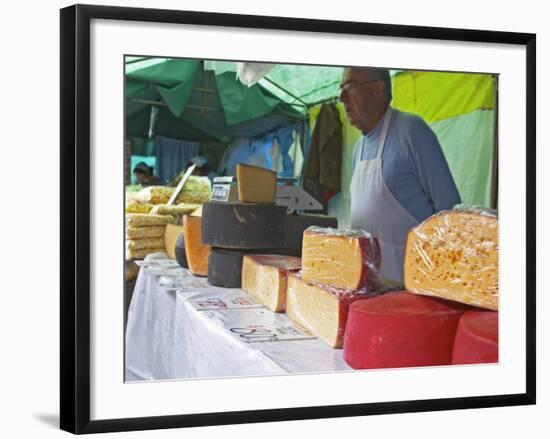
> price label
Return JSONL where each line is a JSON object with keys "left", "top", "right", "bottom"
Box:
{"left": 190, "top": 294, "right": 261, "bottom": 310}
{"left": 212, "top": 184, "right": 230, "bottom": 202}
{"left": 228, "top": 323, "right": 316, "bottom": 343}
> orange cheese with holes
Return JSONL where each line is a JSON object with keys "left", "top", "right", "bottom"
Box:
{"left": 404, "top": 209, "right": 498, "bottom": 310}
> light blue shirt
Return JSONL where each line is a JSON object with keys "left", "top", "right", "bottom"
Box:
{"left": 352, "top": 108, "right": 461, "bottom": 223}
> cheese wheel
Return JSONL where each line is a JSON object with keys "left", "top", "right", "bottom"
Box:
{"left": 201, "top": 202, "right": 286, "bottom": 249}
{"left": 343, "top": 291, "right": 468, "bottom": 369}
{"left": 183, "top": 215, "right": 210, "bottom": 276}
{"left": 301, "top": 227, "right": 381, "bottom": 290}
{"left": 236, "top": 163, "right": 277, "bottom": 203}
{"left": 241, "top": 255, "right": 301, "bottom": 312}
{"left": 286, "top": 273, "right": 371, "bottom": 348}
{"left": 174, "top": 233, "right": 188, "bottom": 268}
{"left": 208, "top": 248, "right": 272, "bottom": 288}
{"left": 404, "top": 208, "right": 498, "bottom": 310}
{"left": 164, "top": 223, "right": 183, "bottom": 259}
{"left": 452, "top": 310, "right": 498, "bottom": 364}
{"left": 277, "top": 214, "right": 338, "bottom": 257}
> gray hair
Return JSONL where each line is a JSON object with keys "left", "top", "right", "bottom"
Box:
{"left": 347, "top": 66, "right": 393, "bottom": 102}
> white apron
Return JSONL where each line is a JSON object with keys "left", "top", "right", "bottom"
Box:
{"left": 350, "top": 109, "right": 419, "bottom": 283}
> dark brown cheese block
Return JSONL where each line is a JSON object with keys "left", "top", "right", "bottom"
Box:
{"left": 277, "top": 214, "right": 338, "bottom": 257}
{"left": 201, "top": 202, "right": 286, "bottom": 249}
{"left": 208, "top": 248, "right": 271, "bottom": 288}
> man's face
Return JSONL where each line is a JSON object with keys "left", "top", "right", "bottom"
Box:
{"left": 339, "top": 68, "right": 385, "bottom": 132}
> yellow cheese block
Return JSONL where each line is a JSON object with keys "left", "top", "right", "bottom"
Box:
{"left": 183, "top": 215, "right": 210, "bottom": 276}
{"left": 404, "top": 209, "right": 498, "bottom": 310}
{"left": 236, "top": 163, "right": 277, "bottom": 203}
{"left": 301, "top": 227, "right": 381, "bottom": 291}
{"left": 164, "top": 223, "right": 183, "bottom": 260}
{"left": 286, "top": 273, "right": 365, "bottom": 348}
{"left": 241, "top": 255, "right": 301, "bottom": 312}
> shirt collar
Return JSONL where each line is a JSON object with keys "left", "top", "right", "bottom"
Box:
{"left": 363, "top": 106, "right": 392, "bottom": 139}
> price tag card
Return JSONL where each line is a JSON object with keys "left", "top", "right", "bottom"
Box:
{"left": 187, "top": 289, "right": 262, "bottom": 311}
{"left": 228, "top": 323, "right": 316, "bottom": 343}
{"left": 159, "top": 274, "right": 210, "bottom": 291}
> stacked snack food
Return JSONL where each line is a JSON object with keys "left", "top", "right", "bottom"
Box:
{"left": 125, "top": 176, "right": 212, "bottom": 261}
{"left": 125, "top": 213, "right": 175, "bottom": 260}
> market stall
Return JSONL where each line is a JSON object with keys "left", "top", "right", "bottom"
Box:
{"left": 123, "top": 58, "right": 500, "bottom": 381}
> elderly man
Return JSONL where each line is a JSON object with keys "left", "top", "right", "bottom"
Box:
{"left": 339, "top": 67, "right": 461, "bottom": 283}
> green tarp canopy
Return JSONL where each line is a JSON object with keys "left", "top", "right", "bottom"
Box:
{"left": 125, "top": 58, "right": 306, "bottom": 143}
{"left": 125, "top": 58, "right": 497, "bottom": 210}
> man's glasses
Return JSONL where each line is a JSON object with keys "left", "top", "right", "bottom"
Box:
{"left": 338, "top": 79, "right": 381, "bottom": 95}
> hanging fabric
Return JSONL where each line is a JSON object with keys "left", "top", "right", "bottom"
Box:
{"left": 303, "top": 102, "right": 342, "bottom": 193}
{"left": 155, "top": 136, "right": 199, "bottom": 183}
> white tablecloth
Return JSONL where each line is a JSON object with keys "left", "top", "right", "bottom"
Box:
{"left": 125, "top": 258, "right": 351, "bottom": 381}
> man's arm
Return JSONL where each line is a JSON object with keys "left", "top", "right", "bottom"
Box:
{"left": 407, "top": 119, "right": 461, "bottom": 212}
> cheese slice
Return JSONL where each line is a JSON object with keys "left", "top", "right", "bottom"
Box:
{"left": 452, "top": 309, "right": 498, "bottom": 364}
{"left": 236, "top": 163, "right": 277, "bottom": 203}
{"left": 164, "top": 223, "right": 183, "bottom": 259}
{"left": 343, "top": 291, "right": 468, "bottom": 369}
{"left": 183, "top": 215, "right": 210, "bottom": 276}
{"left": 301, "top": 227, "right": 381, "bottom": 291}
{"left": 241, "top": 255, "right": 301, "bottom": 312}
{"left": 286, "top": 273, "right": 369, "bottom": 348}
{"left": 404, "top": 208, "right": 498, "bottom": 310}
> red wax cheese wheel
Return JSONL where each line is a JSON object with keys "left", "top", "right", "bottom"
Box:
{"left": 343, "top": 291, "right": 468, "bottom": 369}
{"left": 452, "top": 310, "right": 498, "bottom": 364}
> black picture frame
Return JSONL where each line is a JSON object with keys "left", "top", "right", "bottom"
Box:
{"left": 60, "top": 4, "right": 536, "bottom": 434}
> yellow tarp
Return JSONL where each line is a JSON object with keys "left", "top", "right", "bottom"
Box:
{"left": 392, "top": 71, "right": 496, "bottom": 123}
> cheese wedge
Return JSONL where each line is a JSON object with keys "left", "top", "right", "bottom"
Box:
{"left": 301, "top": 227, "right": 381, "bottom": 290}
{"left": 241, "top": 255, "right": 301, "bottom": 312}
{"left": 183, "top": 215, "right": 210, "bottom": 276}
{"left": 404, "top": 208, "right": 498, "bottom": 310}
{"left": 236, "top": 163, "right": 277, "bottom": 203}
{"left": 286, "top": 273, "right": 368, "bottom": 348}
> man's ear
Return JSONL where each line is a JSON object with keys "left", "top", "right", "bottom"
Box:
{"left": 374, "top": 81, "right": 385, "bottom": 99}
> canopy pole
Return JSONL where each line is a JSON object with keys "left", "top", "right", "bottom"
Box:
{"left": 131, "top": 99, "right": 222, "bottom": 112}
{"left": 261, "top": 77, "right": 308, "bottom": 107}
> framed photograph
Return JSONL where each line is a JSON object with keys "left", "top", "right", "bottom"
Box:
{"left": 60, "top": 4, "right": 536, "bottom": 434}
